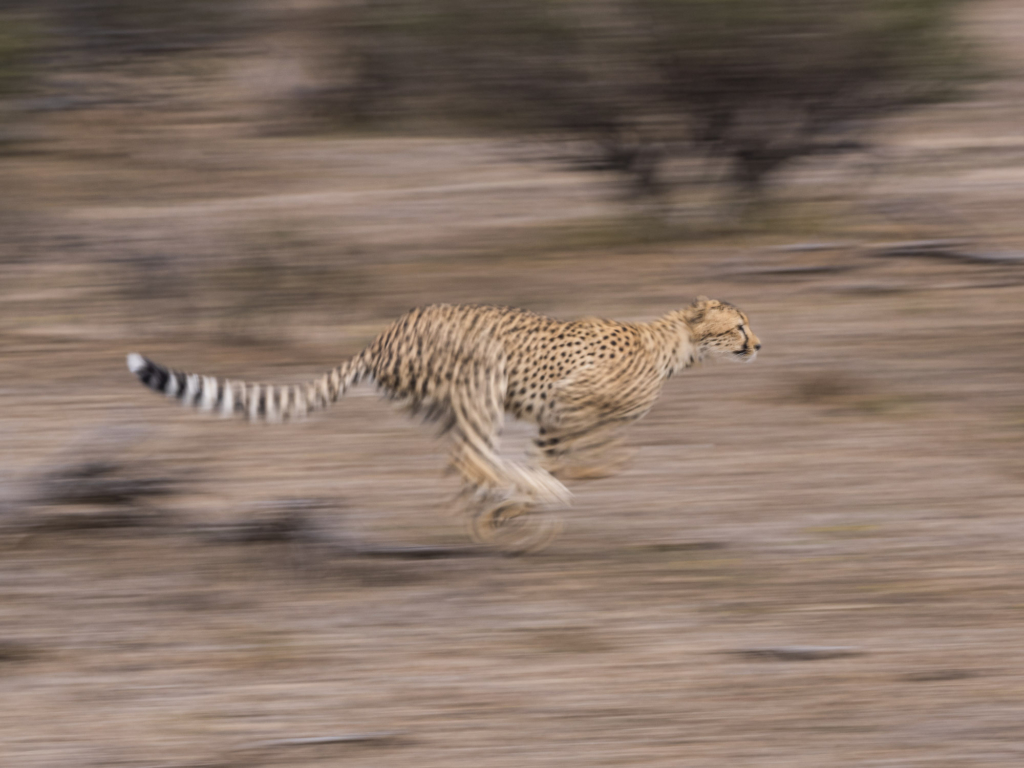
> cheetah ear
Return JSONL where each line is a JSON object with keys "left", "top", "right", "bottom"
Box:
{"left": 686, "top": 296, "right": 715, "bottom": 325}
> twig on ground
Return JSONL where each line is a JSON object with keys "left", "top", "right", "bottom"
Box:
{"left": 734, "top": 646, "right": 864, "bottom": 661}
{"left": 233, "top": 731, "right": 407, "bottom": 751}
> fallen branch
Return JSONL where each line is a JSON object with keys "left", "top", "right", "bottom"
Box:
{"left": 234, "top": 731, "right": 406, "bottom": 751}
{"left": 733, "top": 645, "right": 863, "bottom": 661}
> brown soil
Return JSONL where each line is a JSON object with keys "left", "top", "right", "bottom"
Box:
{"left": 2, "top": 2, "right": 1024, "bottom": 765}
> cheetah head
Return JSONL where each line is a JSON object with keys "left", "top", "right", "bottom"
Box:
{"left": 685, "top": 297, "right": 760, "bottom": 362}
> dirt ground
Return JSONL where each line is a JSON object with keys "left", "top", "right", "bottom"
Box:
{"left": 3, "top": 2, "right": 1024, "bottom": 766}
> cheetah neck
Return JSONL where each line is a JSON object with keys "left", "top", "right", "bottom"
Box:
{"left": 648, "top": 311, "right": 699, "bottom": 377}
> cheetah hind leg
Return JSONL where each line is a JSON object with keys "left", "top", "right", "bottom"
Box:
{"left": 468, "top": 496, "right": 564, "bottom": 556}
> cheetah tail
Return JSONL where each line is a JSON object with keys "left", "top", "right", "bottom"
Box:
{"left": 125, "top": 352, "right": 370, "bottom": 423}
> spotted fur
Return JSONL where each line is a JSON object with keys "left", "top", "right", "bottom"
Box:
{"left": 127, "top": 297, "right": 759, "bottom": 546}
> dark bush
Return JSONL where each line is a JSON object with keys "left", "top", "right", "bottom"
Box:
{"left": 0, "top": 15, "right": 38, "bottom": 99}
{"left": 327, "top": 0, "right": 973, "bottom": 196}
{"left": 16, "top": 0, "right": 245, "bottom": 60}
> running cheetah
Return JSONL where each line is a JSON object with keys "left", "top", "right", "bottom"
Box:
{"left": 127, "top": 297, "right": 759, "bottom": 551}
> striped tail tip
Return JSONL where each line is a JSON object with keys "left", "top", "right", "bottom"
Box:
{"left": 127, "top": 352, "right": 147, "bottom": 374}
{"left": 127, "top": 353, "right": 174, "bottom": 395}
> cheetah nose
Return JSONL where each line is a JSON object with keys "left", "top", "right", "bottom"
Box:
{"left": 754, "top": 343, "right": 761, "bottom": 351}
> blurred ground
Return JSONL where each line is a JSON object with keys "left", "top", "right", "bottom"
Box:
{"left": 3, "top": 2, "right": 1024, "bottom": 766}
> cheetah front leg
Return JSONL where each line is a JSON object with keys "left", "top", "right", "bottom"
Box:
{"left": 445, "top": 370, "right": 569, "bottom": 553}
{"left": 536, "top": 367, "right": 654, "bottom": 481}
{"left": 466, "top": 497, "right": 565, "bottom": 555}
{"left": 452, "top": 425, "right": 568, "bottom": 554}
{"left": 534, "top": 420, "right": 635, "bottom": 480}
{"left": 445, "top": 396, "right": 570, "bottom": 508}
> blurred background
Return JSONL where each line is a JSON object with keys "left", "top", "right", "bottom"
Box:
{"left": 2, "top": 1, "right": 1024, "bottom": 765}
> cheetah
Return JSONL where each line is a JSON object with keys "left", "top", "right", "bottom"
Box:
{"left": 127, "top": 297, "right": 759, "bottom": 551}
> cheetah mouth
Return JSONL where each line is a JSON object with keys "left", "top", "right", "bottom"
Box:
{"left": 733, "top": 350, "right": 757, "bottom": 361}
